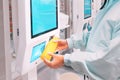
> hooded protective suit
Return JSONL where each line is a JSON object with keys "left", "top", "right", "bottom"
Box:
{"left": 64, "top": 0, "right": 120, "bottom": 80}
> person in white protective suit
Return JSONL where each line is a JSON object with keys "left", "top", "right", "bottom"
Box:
{"left": 43, "top": 0, "right": 120, "bottom": 80}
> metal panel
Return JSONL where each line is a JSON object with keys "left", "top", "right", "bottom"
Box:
{"left": 0, "top": 0, "right": 11, "bottom": 80}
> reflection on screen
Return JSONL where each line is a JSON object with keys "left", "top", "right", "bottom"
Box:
{"left": 84, "top": 0, "right": 91, "bottom": 19}
{"left": 31, "top": 0, "right": 58, "bottom": 38}
{"left": 30, "top": 41, "right": 46, "bottom": 63}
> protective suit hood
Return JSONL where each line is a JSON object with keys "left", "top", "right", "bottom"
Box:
{"left": 105, "top": 0, "right": 118, "bottom": 8}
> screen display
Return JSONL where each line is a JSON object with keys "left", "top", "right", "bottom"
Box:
{"left": 30, "top": 41, "right": 46, "bottom": 63}
{"left": 84, "top": 0, "right": 91, "bottom": 19}
{"left": 31, "top": 0, "right": 58, "bottom": 38}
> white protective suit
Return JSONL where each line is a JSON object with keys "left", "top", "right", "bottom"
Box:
{"left": 64, "top": 0, "right": 120, "bottom": 80}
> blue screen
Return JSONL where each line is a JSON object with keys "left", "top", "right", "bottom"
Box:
{"left": 84, "top": 0, "right": 91, "bottom": 19}
{"left": 31, "top": 0, "right": 58, "bottom": 38}
{"left": 30, "top": 41, "right": 46, "bottom": 63}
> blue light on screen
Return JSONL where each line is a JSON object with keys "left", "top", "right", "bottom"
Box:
{"left": 31, "top": 0, "right": 58, "bottom": 38}
{"left": 84, "top": 0, "right": 91, "bottom": 19}
{"left": 30, "top": 41, "right": 46, "bottom": 63}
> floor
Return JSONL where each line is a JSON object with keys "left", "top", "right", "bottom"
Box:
{"left": 37, "top": 65, "right": 84, "bottom": 80}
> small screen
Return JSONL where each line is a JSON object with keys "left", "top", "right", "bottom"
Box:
{"left": 30, "top": 41, "right": 46, "bottom": 63}
{"left": 31, "top": 0, "right": 58, "bottom": 38}
{"left": 84, "top": 0, "right": 91, "bottom": 19}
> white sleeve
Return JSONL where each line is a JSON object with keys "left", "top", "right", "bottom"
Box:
{"left": 67, "top": 32, "right": 90, "bottom": 50}
{"left": 64, "top": 50, "right": 106, "bottom": 67}
{"left": 64, "top": 51, "right": 106, "bottom": 79}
